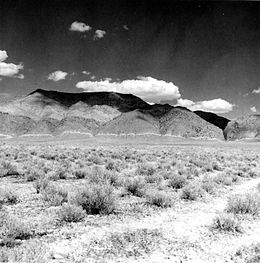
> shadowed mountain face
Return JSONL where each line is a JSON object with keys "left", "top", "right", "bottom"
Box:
{"left": 29, "top": 89, "right": 149, "bottom": 111}
{"left": 0, "top": 89, "right": 229, "bottom": 139}
{"left": 224, "top": 114, "right": 260, "bottom": 141}
{"left": 194, "top": 111, "right": 230, "bottom": 131}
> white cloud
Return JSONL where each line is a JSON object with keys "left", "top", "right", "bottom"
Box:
{"left": 176, "top": 98, "right": 194, "bottom": 108}
{"left": 0, "top": 50, "right": 24, "bottom": 78}
{"left": 177, "top": 98, "right": 234, "bottom": 113}
{"left": 0, "top": 50, "right": 8, "bottom": 62}
{"left": 69, "top": 21, "right": 92, "bottom": 32}
{"left": 15, "top": 74, "right": 24, "bottom": 79}
{"left": 82, "top": 71, "right": 91, "bottom": 75}
{"left": 252, "top": 87, "right": 260, "bottom": 94}
{"left": 94, "top": 30, "right": 106, "bottom": 40}
{"left": 250, "top": 106, "right": 257, "bottom": 113}
{"left": 48, "top": 70, "right": 68, "bottom": 81}
{"left": 76, "top": 76, "right": 181, "bottom": 103}
{"left": 90, "top": 75, "right": 96, "bottom": 80}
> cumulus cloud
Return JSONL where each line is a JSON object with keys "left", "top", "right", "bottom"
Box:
{"left": 15, "top": 74, "right": 24, "bottom": 79}
{"left": 82, "top": 71, "right": 91, "bottom": 75}
{"left": 252, "top": 87, "right": 260, "bottom": 94}
{"left": 69, "top": 21, "right": 92, "bottom": 32}
{"left": 177, "top": 98, "right": 234, "bottom": 113}
{"left": 0, "top": 50, "right": 24, "bottom": 78}
{"left": 76, "top": 76, "right": 181, "bottom": 103}
{"left": 0, "top": 50, "right": 8, "bottom": 62}
{"left": 250, "top": 106, "right": 257, "bottom": 113}
{"left": 94, "top": 30, "right": 106, "bottom": 40}
{"left": 48, "top": 70, "right": 68, "bottom": 81}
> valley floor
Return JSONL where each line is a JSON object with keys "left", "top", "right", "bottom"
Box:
{"left": 0, "top": 140, "right": 259, "bottom": 263}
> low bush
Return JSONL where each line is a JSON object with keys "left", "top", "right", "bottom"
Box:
{"left": 124, "top": 177, "right": 146, "bottom": 197}
{"left": 201, "top": 180, "right": 217, "bottom": 194}
{"left": 0, "top": 211, "right": 32, "bottom": 247}
{"left": 0, "top": 240, "right": 48, "bottom": 263}
{"left": 57, "top": 203, "right": 86, "bottom": 223}
{"left": 211, "top": 213, "right": 243, "bottom": 233}
{"left": 74, "top": 168, "right": 90, "bottom": 179}
{"left": 0, "top": 161, "right": 19, "bottom": 177}
{"left": 180, "top": 183, "right": 204, "bottom": 201}
{"left": 168, "top": 174, "right": 187, "bottom": 189}
{"left": 41, "top": 184, "right": 68, "bottom": 206}
{"left": 88, "top": 228, "right": 162, "bottom": 259}
{"left": 146, "top": 191, "right": 172, "bottom": 208}
{"left": 0, "top": 188, "right": 19, "bottom": 205}
{"left": 213, "top": 173, "right": 233, "bottom": 186}
{"left": 235, "top": 243, "right": 260, "bottom": 263}
{"left": 226, "top": 193, "right": 260, "bottom": 215}
{"left": 136, "top": 163, "right": 156, "bottom": 177}
{"left": 74, "top": 184, "right": 116, "bottom": 215}
{"left": 33, "top": 177, "right": 50, "bottom": 194}
{"left": 145, "top": 173, "right": 163, "bottom": 184}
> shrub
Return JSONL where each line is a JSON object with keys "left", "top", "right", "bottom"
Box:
{"left": 87, "top": 166, "right": 107, "bottom": 184}
{"left": 74, "top": 184, "right": 116, "bottom": 215}
{"left": 124, "top": 177, "right": 146, "bottom": 197}
{"left": 57, "top": 203, "right": 86, "bottom": 223}
{"left": 1, "top": 161, "right": 18, "bottom": 177}
{"left": 88, "top": 154, "right": 103, "bottom": 165}
{"left": 42, "top": 184, "right": 68, "bottom": 206}
{"left": 168, "top": 174, "right": 187, "bottom": 189}
{"left": 0, "top": 189, "right": 19, "bottom": 205}
{"left": 105, "top": 160, "right": 120, "bottom": 172}
{"left": 33, "top": 177, "right": 50, "bottom": 194}
{"left": 212, "top": 162, "right": 222, "bottom": 171}
{"left": 25, "top": 168, "right": 44, "bottom": 182}
{"left": 226, "top": 193, "right": 260, "bottom": 215}
{"left": 180, "top": 183, "right": 204, "bottom": 201}
{"left": 201, "top": 180, "right": 217, "bottom": 194}
{"left": 74, "top": 168, "right": 90, "bottom": 179}
{"left": 46, "top": 171, "right": 60, "bottom": 181}
{"left": 0, "top": 211, "right": 32, "bottom": 247}
{"left": 213, "top": 173, "right": 233, "bottom": 186}
{"left": 136, "top": 163, "right": 156, "bottom": 177}
{"left": 0, "top": 240, "right": 48, "bottom": 263}
{"left": 211, "top": 213, "right": 243, "bottom": 233}
{"left": 145, "top": 173, "right": 163, "bottom": 184}
{"left": 146, "top": 191, "right": 172, "bottom": 208}
{"left": 88, "top": 228, "right": 162, "bottom": 259}
{"left": 56, "top": 167, "right": 68, "bottom": 180}
{"left": 235, "top": 243, "right": 260, "bottom": 263}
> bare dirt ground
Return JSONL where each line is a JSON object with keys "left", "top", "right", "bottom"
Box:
{"left": 48, "top": 177, "right": 260, "bottom": 263}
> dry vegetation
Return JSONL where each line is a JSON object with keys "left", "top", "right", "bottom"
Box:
{"left": 0, "top": 142, "right": 259, "bottom": 262}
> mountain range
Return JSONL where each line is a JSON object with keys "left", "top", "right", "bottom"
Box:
{"left": 0, "top": 89, "right": 258, "bottom": 140}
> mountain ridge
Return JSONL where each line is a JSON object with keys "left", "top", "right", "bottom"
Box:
{"left": 0, "top": 89, "right": 235, "bottom": 140}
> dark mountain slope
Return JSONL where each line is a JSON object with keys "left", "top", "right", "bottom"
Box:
{"left": 194, "top": 111, "right": 230, "bottom": 130}
{"left": 29, "top": 89, "right": 149, "bottom": 111}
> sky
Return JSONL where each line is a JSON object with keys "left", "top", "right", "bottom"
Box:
{"left": 0, "top": 0, "right": 259, "bottom": 118}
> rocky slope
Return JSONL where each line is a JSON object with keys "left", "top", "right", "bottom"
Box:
{"left": 224, "top": 114, "right": 260, "bottom": 140}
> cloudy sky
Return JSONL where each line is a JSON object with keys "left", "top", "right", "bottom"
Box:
{"left": 0, "top": 0, "right": 259, "bottom": 118}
